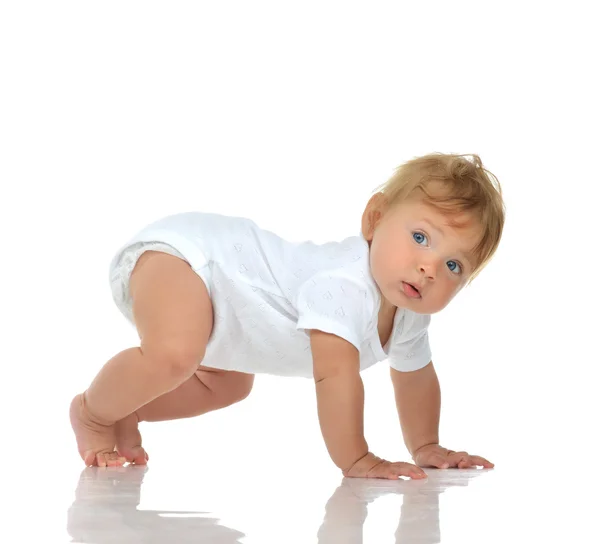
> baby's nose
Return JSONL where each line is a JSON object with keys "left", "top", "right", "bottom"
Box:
{"left": 419, "top": 261, "right": 437, "bottom": 279}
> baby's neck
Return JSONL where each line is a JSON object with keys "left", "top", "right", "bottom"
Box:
{"left": 378, "top": 297, "right": 397, "bottom": 319}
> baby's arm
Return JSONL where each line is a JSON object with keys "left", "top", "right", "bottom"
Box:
{"left": 309, "top": 330, "right": 427, "bottom": 480}
{"left": 310, "top": 329, "right": 368, "bottom": 472}
{"left": 390, "top": 362, "right": 440, "bottom": 459}
{"left": 390, "top": 362, "right": 495, "bottom": 470}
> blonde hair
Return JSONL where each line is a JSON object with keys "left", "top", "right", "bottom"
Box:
{"left": 373, "top": 152, "right": 505, "bottom": 284}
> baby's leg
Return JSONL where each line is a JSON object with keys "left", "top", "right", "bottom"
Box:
{"left": 70, "top": 250, "right": 214, "bottom": 467}
{"left": 137, "top": 366, "right": 255, "bottom": 422}
{"left": 114, "top": 366, "right": 254, "bottom": 463}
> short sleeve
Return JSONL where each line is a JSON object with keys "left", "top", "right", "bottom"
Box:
{"left": 388, "top": 311, "right": 432, "bottom": 372}
{"left": 295, "top": 271, "right": 375, "bottom": 351}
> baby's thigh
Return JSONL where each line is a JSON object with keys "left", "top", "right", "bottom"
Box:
{"left": 129, "top": 250, "right": 213, "bottom": 367}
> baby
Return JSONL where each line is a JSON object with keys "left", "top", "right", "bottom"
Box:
{"left": 70, "top": 152, "right": 505, "bottom": 479}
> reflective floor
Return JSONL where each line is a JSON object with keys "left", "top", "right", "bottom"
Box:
{"left": 65, "top": 465, "right": 483, "bottom": 543}
{"left": 5, "top": 437, "right": 596, "bottom": 543}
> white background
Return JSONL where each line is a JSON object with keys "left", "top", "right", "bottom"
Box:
{"left": 1, "top": 1, "right": 598, "bottom": 542}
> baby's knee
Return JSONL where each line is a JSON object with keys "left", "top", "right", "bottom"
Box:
{"left": 142, "top": 342, "right": 205, "bottom": 377}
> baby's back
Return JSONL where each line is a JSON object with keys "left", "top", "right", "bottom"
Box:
{"left": 157, "top": 211, "right": 364, "bottom": 302}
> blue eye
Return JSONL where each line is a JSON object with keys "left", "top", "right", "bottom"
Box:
{"left": 447, "top": 260, "right": 462, "bottom": 274}
{"left": 413, "top": 231, "right": 463, "bottom": 275}
{"left": 413, "top": 232, "right": 427, "bottom": 245}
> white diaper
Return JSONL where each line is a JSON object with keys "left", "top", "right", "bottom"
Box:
{"left": 108, "top": 241, "right": 188, "bottom": 325}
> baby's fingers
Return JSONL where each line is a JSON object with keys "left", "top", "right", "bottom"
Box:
{"left": 371, "top": 461, "right": 427, "bottom": 480}
{"left": 417, "top": 453, "right": 450, "bottom": 469}
{"left": 466, "top": 455, "right": 495, "bottom": 468}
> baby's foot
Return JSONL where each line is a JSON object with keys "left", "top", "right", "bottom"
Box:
{"left": 115, "top": 412, "right": 149, "bottom": 465}
{"left": 69, "top": 393, "right": 127, "bottom": 467}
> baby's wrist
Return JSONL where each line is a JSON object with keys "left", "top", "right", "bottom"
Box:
{"left": 342, "top": 451, "right": 385, "bottom": 477}
{"left": 411, "top": 442, "right": 439, "bottom": 457}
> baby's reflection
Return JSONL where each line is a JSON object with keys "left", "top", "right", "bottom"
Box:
{"left": 67, "top": 466, "right": 245, "bottom": 543}
{"left": 67, "top": 466, "right": 486, "bottom": 543}
{"left": 318, "top": 469, "right": 485, "bottom": 543}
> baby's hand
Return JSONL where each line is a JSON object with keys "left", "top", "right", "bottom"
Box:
{"left": 412, "top": 443, "right": 494, "bottom": 469}
{"left": 342, "top": 452, "right": 427, "bottom": 480}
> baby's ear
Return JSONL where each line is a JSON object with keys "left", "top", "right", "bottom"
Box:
{"left": 361, "top": 192, "right": 388, "bottom": 241}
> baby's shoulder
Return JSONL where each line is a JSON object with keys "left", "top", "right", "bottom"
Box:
{"left": 295, "top": 241, "right": 379, "bottom": 310}
{"left": 392, "top": 308, "right": 432, "bottom": 340}
{"left": 294, "top": 233, "right": 370, "bottom": 270}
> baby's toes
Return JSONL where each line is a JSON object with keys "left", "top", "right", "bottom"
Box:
{"left": 119, "top": 445, "right": 148, "bottom": 465}
{"left": 115, "top": 412, "right": 149, "bottom": 465}
{"left": 86, "top": 450, "right": 127, "bottom": 468}
{"left": 100, "top": 451, "right": 127, "bottom": 468}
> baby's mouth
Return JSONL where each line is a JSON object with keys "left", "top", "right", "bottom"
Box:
{"left": 402, "top": 282, "right": 421, "bottom": 298}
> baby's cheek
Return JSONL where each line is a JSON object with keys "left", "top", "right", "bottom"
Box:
{"left": 384, "top": 252, "right": 403, "bottom": 277}
{"left": 378, "top": 252, "right": 396, "bottom": 279}
{"left": 371, "top": 258, "right": 385, "bottom": 284}
{"left": 439, "top": 284, "right": 460, "bottom": 306}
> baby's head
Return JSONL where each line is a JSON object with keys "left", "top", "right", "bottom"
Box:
{"left": 362, "top": 152, "right": 505, "bottom": 314}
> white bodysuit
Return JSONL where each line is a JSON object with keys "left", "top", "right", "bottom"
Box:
{"left": 109, "top": 212, "right": 432, "bottom": 379}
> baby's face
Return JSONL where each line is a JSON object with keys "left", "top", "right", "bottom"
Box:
{"left": 366, "top": 196, "right": 482, "bottom": 314}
